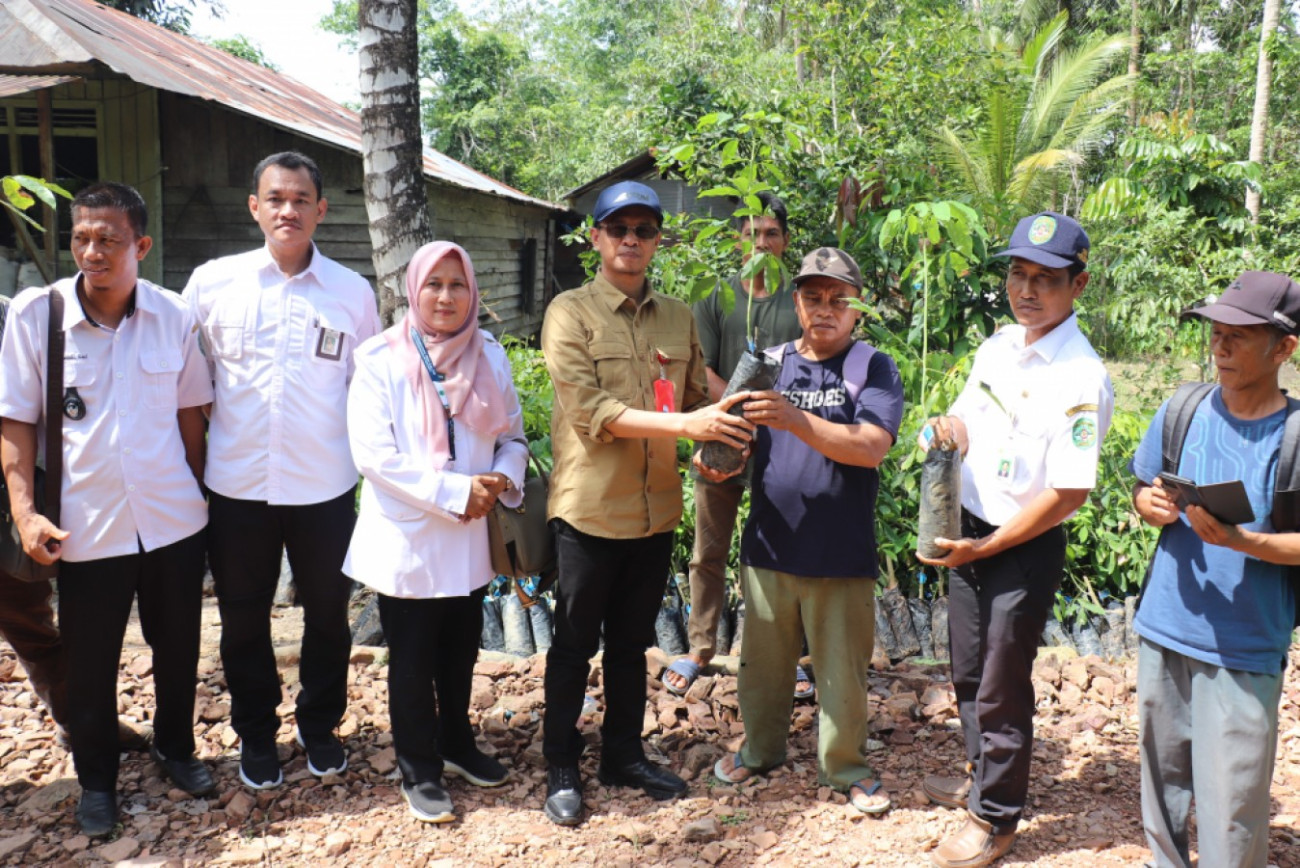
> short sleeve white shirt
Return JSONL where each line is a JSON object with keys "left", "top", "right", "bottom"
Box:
{"left": 342, "top": 333, "right": 529, "bottom": 598}
{"left": 0, "top": 277, "right": 212, "bottom": 561}
{"left": 948, "top": 313, "right": 1114, "bottom": 526}
{"left": 183, "top": 244, "right": 382, "bottom": 505}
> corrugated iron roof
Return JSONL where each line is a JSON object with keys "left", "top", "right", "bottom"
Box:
{"left": 0, "top": 73, "right": 78, "bottom": 99}
{"left": 0, "top": 0, "right": 559, "bottom": 212}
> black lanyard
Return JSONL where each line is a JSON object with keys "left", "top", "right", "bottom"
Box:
{"left": 410, "top": 326, "right": 456, "bottom": 464}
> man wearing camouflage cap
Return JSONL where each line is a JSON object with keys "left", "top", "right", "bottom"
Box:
{"left": 710, "top": 247, "right": 904, "bottom": 815}
{"left": 918, "top": 212, "right": 1115, "bottom": 867}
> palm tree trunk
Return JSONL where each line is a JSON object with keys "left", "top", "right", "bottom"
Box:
{"left": 1127, "top": 0, "right": 1140, "bottom": 128}
{"left": 359, "top": 0, "right": 433, "bottom": 326}
{"left": 1246, "top": 0, "right": 1281, "bottom": 222}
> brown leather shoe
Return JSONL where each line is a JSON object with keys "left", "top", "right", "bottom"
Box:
{"left": 923, "top": 771, "right": 973, "bottom": 809}
{"left": 930, "top": 812, "right": 1015, "bottom": 868}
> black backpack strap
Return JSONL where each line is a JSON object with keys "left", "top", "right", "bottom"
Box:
{"left": 1271, "top": 396, "right": 1300, "bottom": 528}
{"left": 1161, "top": 382, "right": 1214, "bottom": 475}
{"left": 1138, "top": 382, "right": 1214, "bottom": 613}
{"left": 1268, "top": 396, "right": 1300, "bottom": 631}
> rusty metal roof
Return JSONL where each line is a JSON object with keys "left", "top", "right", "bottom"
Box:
{"left": 0, "top": 74, "right": 77, "bottom": 99}
{"left": 0, "top": 0, "right": 559, "bottom": 211}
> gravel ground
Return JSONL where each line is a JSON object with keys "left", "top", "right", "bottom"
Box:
{"left": 1, "top": 597, "right": 1298, "bottom": 867}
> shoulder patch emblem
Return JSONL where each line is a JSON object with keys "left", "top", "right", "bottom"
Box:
{"left": 1028, "top": 215, "right": 1057, "bottom": 245}
{"left": 1071, "top": 416, "right": 1097, "bottom": 449}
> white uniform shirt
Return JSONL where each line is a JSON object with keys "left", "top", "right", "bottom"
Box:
{"left": 949, "top": 313, "right": 1114, "bottom": 526}
{"left": 183, "top": 244, "right": 382, "bottom": 505}
{"left": 0, "top": 277, "right": 212, "bottom": 562}
{"left": 342, "top": 332, "right": 529, "bottom": 598}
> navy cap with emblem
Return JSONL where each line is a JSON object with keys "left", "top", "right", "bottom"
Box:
{"left": 592, "top": 181, "right": 664, "bottom": 225}
{"left": 1181, "top": 271, "right": 1300, "bottom": 336}
{"left": 993, "top": 211, "right": 1090, "bottom": 270}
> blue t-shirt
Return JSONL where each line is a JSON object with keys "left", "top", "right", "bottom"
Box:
{"left": 1130, "top": 387, "right": 1295, "bottom": 674}
{"left": 741, "top": 342, "right": 904, "bottom": 578}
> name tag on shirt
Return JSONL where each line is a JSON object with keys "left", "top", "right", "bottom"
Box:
{"left": 315, "top": 327, "right": 343, "bottom": 361}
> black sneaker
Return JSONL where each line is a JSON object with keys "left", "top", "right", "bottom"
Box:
{"left": 443, "top": 748, "right": 509, "bottom": 788}
{"left": 151, "top": 745, "right": 216, "bottom": 796}
{"left": 543, "top": 764, "right": 584, "bottom": 826}
{"left": 238, "top": 739, "right": 283, "bottom": 790}
{"left": 296, "top": 728, "right": 347, "bottom": 777}
{"left": 401, "top": 779, "right": 455, "bottom": 823}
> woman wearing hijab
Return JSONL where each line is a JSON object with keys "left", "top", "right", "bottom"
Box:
{"left": 344, "top": 241, "right": 528, "bottom": 823}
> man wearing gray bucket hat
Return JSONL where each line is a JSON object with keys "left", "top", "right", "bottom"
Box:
{"left": 917, "top": 211, "right": 1114, "bottom": 867}
{"left": 1130, "top": 270, "right": 1300, "bottom": 867}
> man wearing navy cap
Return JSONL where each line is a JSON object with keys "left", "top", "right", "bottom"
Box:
{"left": 539, "top": 181, "right": 754, "bottom": 825}
{"left": 917, "top": 212, "right": 1114, "bottom": 867}
{"left": 1129, "top": 271, "right": 1300, "bottom": 867}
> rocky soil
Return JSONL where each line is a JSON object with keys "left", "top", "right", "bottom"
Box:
{"left": 2, "top": 598, "right": 1298, "bottom": 868}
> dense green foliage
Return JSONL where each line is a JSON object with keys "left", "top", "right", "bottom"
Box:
{"left": 334, "top": 0, "right": 1300, "bottom": 623}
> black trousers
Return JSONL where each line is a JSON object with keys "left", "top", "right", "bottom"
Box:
{"left": 58, "top": 530, "right": 205, "bottom": 792}
{"left": 948, "top": 510, "right": 1064, "bottom": 834}
{"left": 377, "top": 588, "right": 484, "bottom": 785}
{"left": 0, "top": 571, "right": 67, "bottom": 726}
{"left": 209, "top": 490, "right": 356, "bottom": 744}
{"left": 543, "top": 520, "right": 672, "bottom": 768}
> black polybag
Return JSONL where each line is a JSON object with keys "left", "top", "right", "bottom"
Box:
{"left": 917, "top": 445, "right": 962, "bottom": 560}
{"left": 699, "top": 351, "right": 781, "bottom": 475}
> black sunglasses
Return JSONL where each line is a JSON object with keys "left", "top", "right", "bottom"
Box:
{"left": 599, "top": 223, "right": 661, "bottom": 240}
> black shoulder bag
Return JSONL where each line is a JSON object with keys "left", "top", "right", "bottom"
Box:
{"left": 0, "top": 289, "right": 64, "bottom": 582}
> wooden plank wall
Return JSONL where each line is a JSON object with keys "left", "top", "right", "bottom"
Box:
{"left": 0, "top": 77, "right": 164, "bottom": 284}
{"left": 158, "top": 95, "right": 549, "bottom": 339}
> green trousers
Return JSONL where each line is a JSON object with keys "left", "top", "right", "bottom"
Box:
{"left": 736, "top": 565, "right": 876, "bottom": 790}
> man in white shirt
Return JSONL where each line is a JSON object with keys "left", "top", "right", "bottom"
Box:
{"left": 917, "top": 212, "right": 1114, "bottom": 868}
{"left": 0, "top": 182, "right": 214, "bottom": 837}
{"left": 183, "top": 151, "right": 381, "bottom": 791}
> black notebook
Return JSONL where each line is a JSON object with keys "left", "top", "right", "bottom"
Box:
{"left": 1158, "top": 473, "right": 1255, "bottom": 526}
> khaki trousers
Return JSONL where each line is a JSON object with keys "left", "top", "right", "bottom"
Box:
{"left": 686, "top": 478, "right": 744, "bottom": 661}
{"left": 736, "top": 565, "right": 876, "bottom": 790}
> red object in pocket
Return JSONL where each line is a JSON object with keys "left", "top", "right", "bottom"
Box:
{"left": 653, "top": 378, "right": 676, "bottom": 413}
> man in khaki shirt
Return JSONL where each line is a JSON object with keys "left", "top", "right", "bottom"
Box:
{"left": 540, "top": 181, "right": 753, "bottom": 826}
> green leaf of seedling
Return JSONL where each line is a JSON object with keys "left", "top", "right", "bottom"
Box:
{"left": 2, "top": 200, "right": 43, "bottom": 228}
{"left": 699, "top": 186, "right": 740, "bottom": 199}
{"left": 13, "top": 175, "right": 69, "bottom": 208}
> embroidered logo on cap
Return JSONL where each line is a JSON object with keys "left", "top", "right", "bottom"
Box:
{"left": 1028, "top": 215, "right": 1057, "bottom": 245}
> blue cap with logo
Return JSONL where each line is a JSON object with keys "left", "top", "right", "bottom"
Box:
{"left": 592, "top": 181, "right": 663, "bottom": 225}
{"left": 993, "top": 211, "right": 1090, "bottom": 270}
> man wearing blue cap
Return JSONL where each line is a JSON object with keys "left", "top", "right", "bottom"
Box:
{"left": 917, "top": 212, "right": 1114, "bottom": 867}
{"left": 539, "top": 181, "right": 755, "bottom": 826}
{"left": 1130, "top": 271, "right": 1300, "bottom": 867}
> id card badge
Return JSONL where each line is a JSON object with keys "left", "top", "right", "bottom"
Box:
{"left": 653, "top": 349, "right": 676, "bottom": 413}
{"left": 995, "top": 443, "right": 1014, "bottom": 480}
{"left": 315, "top": 326, "right": 344, "bottom": 361}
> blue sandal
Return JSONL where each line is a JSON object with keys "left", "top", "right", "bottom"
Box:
{"left": 663, "top": 657, "right": 702, "bottom": 696}
{"left": 849, "top": 778, "right": 892, "bottom": 814}
{"left": 794, "top": 663, "right": 816, "bottom": 700}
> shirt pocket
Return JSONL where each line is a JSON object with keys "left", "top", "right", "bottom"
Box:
{"left": 139, "top": 347, "right": 183, "bottom": 411}
{"left": 590, "top": 339, "right": 638, "bottom": 404}
{"left": 304, "top": 311, "right": 353, "bottom": 384}
{"left": 206, "top": 322, "right": 244, "bottom": 360}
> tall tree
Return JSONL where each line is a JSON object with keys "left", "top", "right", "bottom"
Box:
{"left": 1246, "top": 0, "right": 1282, "bottom": 222}
{"left": 358, "top": 0, "right": 433, "bottom": 325}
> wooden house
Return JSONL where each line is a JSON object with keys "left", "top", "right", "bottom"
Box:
{"left": 0, "top": 0, "right": 562, "bottom": 337}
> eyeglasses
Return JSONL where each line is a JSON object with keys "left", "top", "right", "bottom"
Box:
{"left": 599, "top": 223, "right": 661, "bottom": 240}
{"left": 796, "top": 290, "right": 856, "bottom": 311}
